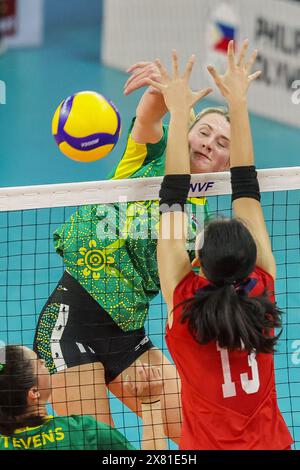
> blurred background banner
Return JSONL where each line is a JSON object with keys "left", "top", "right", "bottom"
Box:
{"left": 0, "top": 0, "right": 44, "bottom": 47}
{"left": 102, "top": 0, "right": 300, "bottom": 128}
{"left": 0, "top": 0, "right": 16, "bottom": 36}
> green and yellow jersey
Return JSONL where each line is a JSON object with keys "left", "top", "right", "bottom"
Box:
{"left": 0, "top": 415, "right": 135, "bottom": 450}
{"left": 107, "top": 118, "right": 167, "bottom": 180}
{"left": 54, "top": 120, "right": 209, "bottom": 331}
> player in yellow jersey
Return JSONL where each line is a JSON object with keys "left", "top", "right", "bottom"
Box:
{"left": 119, "top": 59, "right": 230, "bottom": 178}
{"left": 34, "top": 54, "right": 231, "bottom": 446}
{"left": 0, "top": 345, "right": 166, "bottom": 450}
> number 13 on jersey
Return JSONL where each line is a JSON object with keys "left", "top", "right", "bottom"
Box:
{"left": 217, "top": 343, "right": 260, "bottom": 398}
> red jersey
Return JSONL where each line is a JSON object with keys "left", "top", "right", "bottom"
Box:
{"left": 165, "top": 266, "right": 293, "bottom": 450}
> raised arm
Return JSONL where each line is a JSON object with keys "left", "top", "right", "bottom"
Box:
{"left": 124, "top": 61, "right": 196, "bottom": 144}
{"left": 147, "top": 52, "right": 212, "bottom": 312}
{"left": 208, "top": 40, "right": 276, "bottom": 279}
{"left": 124, "top": 61, "right": 167, "bottom": 143}
{"left": 107, "top": 62, "right": 168, "bottom": 180}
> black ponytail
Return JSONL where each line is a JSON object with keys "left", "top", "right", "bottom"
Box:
{"left": 179, "top": 218, "right": 282, "bottom": 353}
{"left": 0, "top": 345, "right": 44, "bottom": 436}
{"left": 180, "top": 284, "right": 282, "bottom": 353}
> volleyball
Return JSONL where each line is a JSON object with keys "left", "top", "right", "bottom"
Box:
{"left": 52, "top": 91, "right": 121, "bottom": 162}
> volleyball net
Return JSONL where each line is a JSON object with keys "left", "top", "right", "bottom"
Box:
{"left": 0, "top": 167, "right": 299, "bottom": 449}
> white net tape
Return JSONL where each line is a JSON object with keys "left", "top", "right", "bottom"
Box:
{"left": 1, "top": 167, "right": 299, "bottom": 212}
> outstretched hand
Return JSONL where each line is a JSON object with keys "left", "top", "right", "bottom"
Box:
{"left": 146, "top": 50, "right": 213, "bottom": 115}
{"left": 124, "top": 61, "right": 162, "bottom": 96}
{"left": 207, "top": 39, "right": 261, "bottom": 104}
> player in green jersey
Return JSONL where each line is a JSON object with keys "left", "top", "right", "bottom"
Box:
{"left": 34, "top": 58, "right": 231, "bottom": 444}
{"left": 121, "top": 60, "right": 230, "bottom": 177}
{"left": 0, "top": 345, "right": 166, "bottom": 450}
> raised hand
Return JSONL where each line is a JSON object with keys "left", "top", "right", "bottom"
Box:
{"left": 207, "top": 39, "right": 261, "bottom": 104}
{"left": 146, "top": 50, "right": 213, "bottom": 115}
{"left": 124, "top": 61, "right": 162, "bottom": 96}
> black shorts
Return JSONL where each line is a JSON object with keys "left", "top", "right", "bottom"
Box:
{"left": 33, "top": 271, "right": 154, "bottom": 384}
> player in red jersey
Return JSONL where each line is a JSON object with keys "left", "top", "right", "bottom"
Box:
{"left": 147, "top": 41, "right": 294, "bottom": 450}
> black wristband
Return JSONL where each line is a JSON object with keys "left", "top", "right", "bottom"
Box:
{"left": 159, "top": 174, "right": 191, "bottom": 213}
{"left": 231, "top": 166, "right": 261, "bottom": 203}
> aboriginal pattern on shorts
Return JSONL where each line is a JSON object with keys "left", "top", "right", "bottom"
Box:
{"left": 35, "top": 302, "right": 60, "bottom": 374}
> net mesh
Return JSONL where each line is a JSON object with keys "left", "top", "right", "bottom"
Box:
{"left": 0, "top": 169, "right": 299, "bottom": 449}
